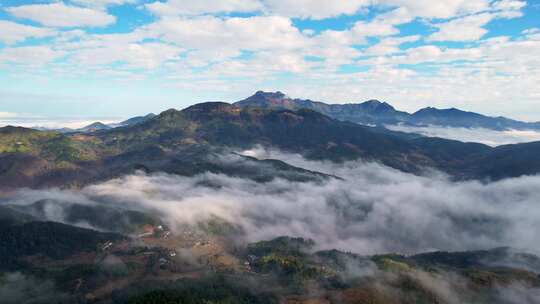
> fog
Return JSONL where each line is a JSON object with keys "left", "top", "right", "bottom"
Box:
{"left": 5, "top": 146, "right": 540, "bottom": 256}
{"left": 0, "top": 117, "right": 120, "bottom": 130}
{"left": 385, "top": 124, "right": 540, "bottom": 146}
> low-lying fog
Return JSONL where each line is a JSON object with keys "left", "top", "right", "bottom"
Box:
{"left": 386, "top": 124, "right": 540, "bottom": 146}
{"left": 0, "top": 116, "right": 121, "bottom": 130}
{"left": 4, "top": 146, "right": 540, "bottom": 255}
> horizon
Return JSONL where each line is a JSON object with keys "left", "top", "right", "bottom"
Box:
{"left": 1, "top": 1, "right": 539, "bottom": 121}
{"left": 3, "top": 90, "right": 540, "bottom": 129}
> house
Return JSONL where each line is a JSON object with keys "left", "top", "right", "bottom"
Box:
{"left": 101, "top": 241, "right": 114, "bottom": 251}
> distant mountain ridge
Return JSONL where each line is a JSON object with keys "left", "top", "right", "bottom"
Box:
{"left": 3, "top": 101, "right": 540, "bottom": 191}
{"left": 39, "top": 113, "right": 157, "bottom": 134}
{"left": 28, "top": 92, "right": 538, "bottom": 134}
{"left": 109, "top": 113, "right": 157, "bottom": 128}
{"left": 235, "top": 91, "right": 540, "bottom": 131}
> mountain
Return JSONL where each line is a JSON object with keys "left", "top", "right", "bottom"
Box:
{"left": 33, "top": 113, "right": 157, "bottom": 134}
{"left": 100, "top": 102, "right": 491, "bottom": 172}
{"left": 76, "top": 113, "right": 157, "bottom": 133}
{"left": 236, "top": 91, "right": 410, "bottom": 125}
{"left": 409, "top": 107, "right": 540, "bottom": 130}
{"left": 0, "top": 221, "right": 124, "bottom": 268}
{"left": 77, "top": 122, "right": 112, "bottom": 133}
{"left": 3, "top": 102, "right": 540, "bottom": 190}
{"left": 111, "top": 113, "right": 157, "bottom": 128}
{"left": 235, "top": 91, "right": 540, "bottom": 130}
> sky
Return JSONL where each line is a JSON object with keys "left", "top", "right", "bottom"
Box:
{"left": 0, "top": 0, "right": 539, "bottom": 122}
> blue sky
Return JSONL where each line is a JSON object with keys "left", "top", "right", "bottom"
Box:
{"left": 0, "top": 0, "right": 539, "bottom": 126}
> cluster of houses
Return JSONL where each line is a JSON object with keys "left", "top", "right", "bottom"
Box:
{"left": 137, "top": 224, "right": 171, "bottom": 239}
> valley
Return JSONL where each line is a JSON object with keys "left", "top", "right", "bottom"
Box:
{"left": 2, "top": 95, "right": 540, "bottom": 303}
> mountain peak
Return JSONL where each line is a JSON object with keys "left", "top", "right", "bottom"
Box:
{"left": 160, "top": 108, "right": 182, "bottom": 116}
{"left": 360, "top": 99, "right": 396, "bottom": 112}
{"left": 253, "top": 91, "right": 287, "bottom": 99}
{"left": 413, "top": 107, "right": 473, "bottom": 116}
{"left": 183, "top": 101, "right": 236, "bottom": 111}
{"left": 79, "top": 122, "right": 112, "bottom": 132}
{"left": 363, "top": 99, "right": 383, "bottom": 105}
{"left": 86, "top": 122, "right": 108, "bottom": 127}
{"left": 236, "top": 91, "right": 295, "bottom": 109}
{"left": 0, "top": 125, "right": 36, "bottom": 134}
{"left": 182, "top": 102, "right": 240, "bottom": 118}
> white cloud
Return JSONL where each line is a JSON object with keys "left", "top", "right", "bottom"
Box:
{"left": 145, "top": 0, "right": 263, "bottom": 16}
{"left": 365, "top": 35, "right": 420, "bottom": 55}
{"left": 144, "top": 0, "right": 500, "bottom": 20}
{"left": 71, "top": 0, "right": 138, "bottom": 9}
{"left": 141, "top": 15, "right": 308, "bottom": 67}
{"left": 10, "top": 149, "right": 540, "bottom": 255}
{"left": 386, "top": 125, "right": 540, "bottom": 146}
{"left": 0, "top": 116, "right": 120, "bottom": 129}
{"left": 427, "top": 0, "right": 526, "bottom": 43}
{"left": 217, "top": 50, "right": 315, "bottom": 74}
{"left": 493, "top": 0, "right": 527, "bottom": 14}
{"left": 522, "top": 28, "right": 540, "bottom": 35}
{"left": 490, "top": 0, "right": 527, "bottom": 19}
{"left": 384, "top": 45, "right": 484, "bottom": 64}
{"left": 0, "top": 46, "right": 64, "bottom": 65}
{"left": 378, "top": 0, "right": 491, "bottom": 19}
{"left": 352, "top": 7, "right": 413, "bottom": 38}
{"left": 152, "top": 15, "right": 305, "bottom": 49}
{"left": 71, "top": 42, "right": 184, "bottom": 69}
{"left": 0, "top": 112, "right": 18, "bottom": 119}
{"left": 263, "top": 0, "right": 370, "bottom": 19}
{"left": 428, "top": 13, "right": 495, "bottom": 42}
{"left": 0, "top": 20, "right": 56, "bottom": 45}
{"left": 5, "top": 2, "right": 116, "bottom": 28}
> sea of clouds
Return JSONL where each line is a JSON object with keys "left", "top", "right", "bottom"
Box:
{"left": 4, "top": 146, "right": 540, "bottom": 256}
{"left": 386, "top": 124, "right": 540, "bottom": 146}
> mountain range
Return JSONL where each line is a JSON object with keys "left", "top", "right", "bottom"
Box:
{"left": 236, "top": 91, "right": 540, "bottom": 130}
{"left": 2, "top": 98, "right": 540, "bottom": 191}
{"left": 39, "top": 92, "right": 539, "bottom": 135}
{"left": 37, "top": 113, "right": 158, "bottom": 134}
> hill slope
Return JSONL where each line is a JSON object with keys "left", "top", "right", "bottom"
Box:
{"left": 2, "top": 102, "right": 540, "bottom": 190}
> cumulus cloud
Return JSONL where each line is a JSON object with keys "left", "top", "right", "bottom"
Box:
{"left": 263, "top": 0, "right": 370, "bottom": 20}
{"left": 385, "top": 124, "right": 540, "bottom": 146}
{"left": 0, "top": 20, "right": 56, "bottom": 45}
{"left": 71, "top": 0, "right": 138, "bottom": 9}
{"left": 351, "top": 7, "right": 413, "bottom": 38}
{"left": 70, "top": 42, "right": 184, "bottom": 69}
{"left": 378, "top": 0, "right": 491, "bottom": 19}
{"left": 6, "top": 148, "right": 540, "bottom": 257}
{"left": 142, "top": 0, "right": 507, "bottom": 20}
{"left": 146, "top": 0, "right": 263, "bottom": 17}
{"left": 136, "top": 15, "right": 309, "bottom": 68}
{"left": 492, "top": 0, "right": 527, "bottom": 18}
{"left": 428, "top": 13, "right": 495, "bottom": 42}
{"left": 0, "top": 46, "right": 65, "bottom": 66}
{"left": 364, "top": 35, "right": 420, "bottom": 55}
{"left": 146, "top": 15, "right": 306, "bottom": 51}
{"left": 5, "top": 2, "right": 116, "bottom": 28}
